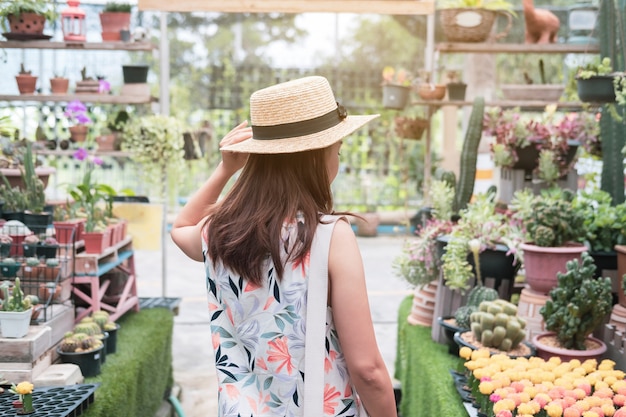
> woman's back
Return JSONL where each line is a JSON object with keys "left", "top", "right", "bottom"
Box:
{"left": 205, "top": 216, "right": 360, "bottom": 417}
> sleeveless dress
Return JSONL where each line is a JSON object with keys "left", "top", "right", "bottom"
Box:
{"left": 203, "top": 214, "right": 361, "bottom": 417}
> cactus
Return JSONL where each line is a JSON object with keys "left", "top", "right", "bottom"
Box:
{"left": 540, "top": 252, "right": 613, "bottom": 350}
{"left": 454, "top": 97, "right": 485, "bottom": 212}
{"left": 1, "top": 277, "right": 31, "bottom": 312}
{"left": 454, "top": 305, "right": 476, "bottom": 329}
{"left": 599, "top": 0, "right": 626, "bottom": 205}
{"left": 21, "top": 142, "right": 46, "bottom": 214}
{"left": 466, "top": 285, "right": 499, "bottom": 308}
{"left": 469, "top": 299, "right": 526, "bottom": 351}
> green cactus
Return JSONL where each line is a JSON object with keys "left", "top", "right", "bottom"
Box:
{"left": 454, "top": 97, "right": 485, "bottom": 212}
{"left": 469, "top": 299, "right": 526, "bottom": 351}
{"left": 454, "top": 305, "right": 476, "bottom": 329}
{"left": 1, "top": 277, "right": 30, "bottom": 312}
{"left": 466, "top": 285, "right": 498, "bottom": 308}
{"left": 540, "top": 252, "right": 613, "bottom": 350}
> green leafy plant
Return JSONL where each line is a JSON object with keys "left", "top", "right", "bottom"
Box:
{"left": 121, "top": 115, "right": 186, "bottom": 189}
{"left": 441, "top": 190, "right": 523, "bottom": 291}
{"left": 0, "top": 0, "right": 58, "bottom": 26}
{"left": 573, "top": 190, "right": 626, "bottom": 253}
{"left": 21, "top": 141, "right": 46, "bottom": 214}
{"left": 539, "top": 252, "right": 612, "bottom": 350}
{"left": 102, "top": 2, "right": 132, "bottom": 13}
{"left": 0, "top": 278, "right": 34, "bottom": 312}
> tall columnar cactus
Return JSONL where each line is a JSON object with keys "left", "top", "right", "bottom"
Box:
{"left": 1, "top": 278, "right": 31, "bottom": 312}
{"left": 599, "top": 0, "right": 626, "bottom": 205}
{"left": 540, "top": 252, "right": 613, "bottom": 350}
{"left": 454, "top": 96, "right": 485, "bottom": 212}
{"left": 22, "top": 142, "right": 46, "bottom": 214}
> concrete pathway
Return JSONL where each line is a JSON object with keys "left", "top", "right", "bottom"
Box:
{"left": 134, "top": 233, "right": 412, "bottom": 417}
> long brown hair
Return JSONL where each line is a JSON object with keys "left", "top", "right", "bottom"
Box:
{"left": 205, "top": 148, "right": 334, "bottom": 286}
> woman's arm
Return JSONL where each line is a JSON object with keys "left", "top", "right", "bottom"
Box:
{"left": 170, "top": 121, "right": 252, "bottom": 261}
{"left": 328, "top": 220, "right": 398, "bottom": 417}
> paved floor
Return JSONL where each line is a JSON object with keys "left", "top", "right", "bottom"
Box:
{"left": 134, "top": 233, "right": 413, "bottom": 417}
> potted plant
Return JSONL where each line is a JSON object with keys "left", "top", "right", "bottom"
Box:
{"left": 534, "top": 252, "right": 613, "bottom": 361}
{"left": 438, "top": 0, "right": 515, "bottom": 43}
{"left": 42, "top": 257, "right": 60, "bottom": 281}
{"left": 0, "top": 233, "right": 12, "bottom": 257}
{"left": 8, "top": 381, "right": 35, "bottom": 414}
{"left": 37, "top": 236, "right": 59, "bottom": 259}
{"left": 445, "top": 69, "right": 467, "bottom": 101}
{"left": 440, "top": 190, "right": 523, "bottom": 293}
{"left": 21, "top": 141, "right": 51, "bottom": 234}
{"left": 416, "top": 69, "right": 446, "bottom": 101}
{"left": 56, "top": 322, "right": 105, "bottom": 377}
{"left": 121, "top": 114, "right": 186, "bottom": 193}
{"left": 576, "top": 56, "right": 625, "bottom": 103}
{"left": 510, "top": 187, "right": 588, "bottom": 295}
{"left": 0, "top": 257, "right": 20, "bottom": 278}
{"left": 64, "top": 100, "right": 92, "bottom": 143}
{"left": 483, "top": 106, "right": 600, "bottom": 180}
{"left": 0, "top": 0, "right": 57, "bottom": 36}
{"left": 573, "top": 190, "right": 626, "bottom": 276}
{"left": 22, "top": 256, "right": 41, "bottom": 279}
{"left": 50, "top": 73, "right": 69, "bottom": 94}
{"left": 21, "top": 234, "right": 39, "bottom": 257}
{"left": 92, "top": 309, "right": 120, "bottom": 354}
{"left": 500, "top": 59, "right": 565, "bottom": 102}
{"left": 15, "top": 63, "right": 37, "bottom": 95}
{"left": 0, "top": 137, "right": 56, "bottom": 191}
{"left": 99, "top": 1, "right": 132, "bottom": 41}
{"left": 381, "top": 66, "right": 413, "bottom": 109}
{"left": 0, "top": 277, "right": 34, "bottom": 338}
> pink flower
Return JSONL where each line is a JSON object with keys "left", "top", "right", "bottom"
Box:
{"left": 267, "top": 337, "right": 294, "bottom": 374}
{"left": 323, "top": 384, "right": 341, "bottom": 415}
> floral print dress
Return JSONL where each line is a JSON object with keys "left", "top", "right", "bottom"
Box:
{"left": 203, "top": 215, "right": 360, "bottom": 417}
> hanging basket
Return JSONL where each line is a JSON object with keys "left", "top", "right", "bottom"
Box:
{"left": 440, "top": 8, "right": 512, "bottom": 43}
{"left": 394, "top": 116, "right": 428, "bottom": 140}
{"left": 576, "top": 75, "right": 617, "bottom": 103}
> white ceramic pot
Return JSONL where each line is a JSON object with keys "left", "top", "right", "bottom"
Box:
{"left": 0, "top": 307, "right": 33, "bottom": 338}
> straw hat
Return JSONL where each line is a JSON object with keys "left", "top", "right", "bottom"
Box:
{"left": 221, "top": 76, "right": 379, "bottom": 154}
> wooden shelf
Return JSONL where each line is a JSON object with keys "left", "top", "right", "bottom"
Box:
{"left": 412, "top": 100, "right": 592, "bottom": 110}
{"left": 436, "top": 42, "right": 600, "bottom": 54}
{"left": 38, "top": 149, "right": 131, "bottom": 158}
{"left": 0, "top": 94, "right": 154, "bottom": 104}
{"left": 138, "top": 0, "right": 435, "bottom": 14}
{"left": 0, "top": 40, "right": 156, "bottom": 51}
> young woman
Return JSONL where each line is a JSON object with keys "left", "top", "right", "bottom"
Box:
{"left": 171, "top": 76, "right": 397, "bottom": 417}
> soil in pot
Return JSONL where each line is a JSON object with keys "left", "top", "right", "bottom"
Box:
{"left": 532, "top": 332, "right": 607, "bottom": 362}
{"left": 454, "top": 330, "right": 535, "bottom": 359}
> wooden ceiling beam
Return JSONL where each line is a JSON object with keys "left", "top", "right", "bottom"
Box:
{"left": 137, "top": 0, "right": 435, "bottom": 15}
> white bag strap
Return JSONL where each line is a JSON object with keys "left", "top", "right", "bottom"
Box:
{"left": 303, "top": 216, "right": 339, "bottom": 417}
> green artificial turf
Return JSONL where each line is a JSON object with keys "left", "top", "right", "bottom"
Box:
{"left": 394, "top": 295, "right": 467, "bottom": 417}
{"left": 82, "top": 307, "right": 174, "bottom": 417}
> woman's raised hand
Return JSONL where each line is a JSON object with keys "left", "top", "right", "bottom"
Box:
{"left": 220, "top": 121, "right": 252, "bottom": 174}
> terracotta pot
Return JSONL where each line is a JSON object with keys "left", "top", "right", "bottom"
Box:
{"left": 417, "top": 83, "right": 446, "bottom": 100}
{"left": 354, "top": 213, "right": 380, "bottom": 237}
{"left": 83, "top": 229, "right": 112, "bottom": 254}
{"left": 520, "top": 242, "right": 588, "bottom": 294}
{"left": 69, "top": 125, "right": 88, "bottom": 142}
{"left": 15, "top": 74, "right": 38, "bottom": 94}
{"left": 532, "top": 331, "right": 607, "bottom": 362}
{"left": 50, "top": 77, "right": 70, "bottom": 94}
{"left": 7, "top": 13, "right": 46, "bottom": 35}
{"left": 95, "top": 134, "right": 117, "bottom": 151}
{"left": 99, "top": 12, "right": 131, "bottom": 41}
{"left": 0, "top": 166, "right": 55, "bottom": 190}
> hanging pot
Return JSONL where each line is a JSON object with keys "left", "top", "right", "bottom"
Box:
{"left": 576, "top": 75, "right": 616, "bottom": 103}
{"left": 382, "top": 84, "right": 410, "bottom": 109}
{"left": 447, "top": 82, "right": 467, "bottom": 101}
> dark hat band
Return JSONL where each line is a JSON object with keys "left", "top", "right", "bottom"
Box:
{"left": 251, "top": 103, "right": 348, "bottom": 140}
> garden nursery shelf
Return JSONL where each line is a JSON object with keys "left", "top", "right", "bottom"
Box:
{"left": 0, "top": 40, "right": 156, "bottom": 51}
{"left": 0, "top": 94, "right": 153, "bottom": 105}
{"left": 436, "top": 43, "right": 600, "bottom": 54}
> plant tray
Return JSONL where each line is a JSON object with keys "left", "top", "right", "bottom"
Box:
{"left": 0, "top": 383, "right": 99, "bottom": 417}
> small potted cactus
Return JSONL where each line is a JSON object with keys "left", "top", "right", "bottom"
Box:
{"left": 0, "top": 278, "right": 34, "bottom": 338}
{"left": 37, "top": 236, "right": 59, "bottom": 259}
{"left": 22, "top": 256, "right": 41, "bottom": 279}
{"left": 0, "top": 234, "right": 13, "bottom": 257}
{"left": 0, "top": 257, "right": 20, "bottom": 278}
{"left": 56, "top": 319, "right": 105, "bottom": 377}
{"left": 533, "top": 252, "right": 613, "bottom": 361}
{"left": 22, "top": 234, "right": 39, "bottom": 257}
{"left": 92, "top": 310, "right": 120, "bottom": 354}
{"left": 42, "top": 257, "right": 61, "bottom": 281}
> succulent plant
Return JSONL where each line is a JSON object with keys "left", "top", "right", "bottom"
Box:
{"left": 511, "top": 188, "right": 586, "bottom": 247}
{"left": 469, "top": 299, "right": 526, "bottom": 351}
{"left": 540, "top": 252, "right": 613, "bottom": 350}
{"left": 0, "top": 234, "right": 13, "bottom": 244}
{"left": 23, "top": 234, "right": 39, "bottom": 244}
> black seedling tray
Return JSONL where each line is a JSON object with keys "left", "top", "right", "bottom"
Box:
{"left": 0, "top": 383, "right": 99, "bottom": 417}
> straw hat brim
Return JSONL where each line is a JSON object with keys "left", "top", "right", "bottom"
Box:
{"left": 221, "top": 114, "right": 379, "bottom": 154}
